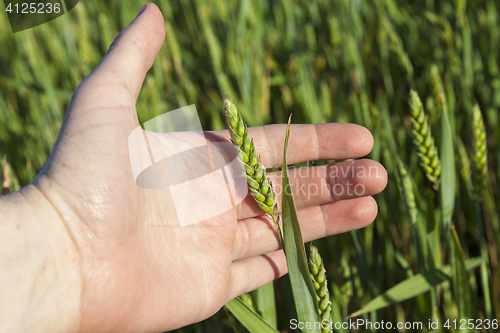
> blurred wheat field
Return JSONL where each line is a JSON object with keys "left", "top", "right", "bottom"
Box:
{"left": 1, "top": 0, "right": 499, "bottom": 332}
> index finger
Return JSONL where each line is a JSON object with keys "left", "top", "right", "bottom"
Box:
{"left": 209, "top": 123, "right": 374, "bottom": 168}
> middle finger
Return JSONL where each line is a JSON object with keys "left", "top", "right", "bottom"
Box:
{"left": 236, "top": 159, "right": 387, "bottom": 220}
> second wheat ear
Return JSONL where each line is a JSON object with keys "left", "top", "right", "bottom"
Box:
{"left": 471, "top": 104, "right": 488, "bottom": 200}
{"left": 309, "top": 245, "right": 332, "bottom": 333}
{"left": 223, "top": 95, "right": 280, "bottom": 231}
{"left": 409, "top": 89, "right": 441, "bottom": 189}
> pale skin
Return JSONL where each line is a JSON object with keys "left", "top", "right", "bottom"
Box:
{"left": 0, "top": 3, "right": 387, "bottom": 333}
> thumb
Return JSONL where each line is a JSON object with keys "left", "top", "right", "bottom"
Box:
{"left": 43, "top": 3, "right": 165, "bottom": 174}
{"left": 81, "top": 3, "right": 166, "bottom": 103}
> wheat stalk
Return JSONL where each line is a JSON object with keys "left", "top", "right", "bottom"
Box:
{"left": 409, "top": 89, "right": 441, "bottom": 189}
{"left": 309, "top": 245, "right": 332, "bottom": 333}
{"left": 224, "top": 95, "right": 279, "bottom": 229}
{"left": 471, "top": 104, "right": 488, "bottom": 199}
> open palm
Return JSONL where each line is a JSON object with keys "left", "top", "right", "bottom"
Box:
{"left": 33, "top": 4, "right": 387, "bottom": 332}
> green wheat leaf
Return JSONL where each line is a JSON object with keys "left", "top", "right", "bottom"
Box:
{"left": 225, "top": 298, "right": 279, "bottom": 333}
{"left": 451, "top": 226, "right": 473, "bottom": 330}
{"left": 439, "top": 93, "right": 456, "bottom": 230}
{"left": 255, "top": 282, "right": 277, "bottom": 329}
{"left": 281, "top": 115, "right": 321, "bottom": 333}
{"left": 348, "top": 257, "right": 481, "bottom": 318}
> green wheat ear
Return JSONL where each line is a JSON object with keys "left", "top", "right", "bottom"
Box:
{"left": 457, "top": 137, "right": 473, "bottom": 192}
{"left": 224, "top": 95, "right": 279, "bottom": 228}
{"left": 309, "top": 245, "right": 332, "bottom": 333}
{"left": 409, "top": 89, "right": 441, "bottom": 189}
{"left": 396, "top": 158, "right": 418, "bottom": 225}
{"left": 471, "top": 104, "right": 488, "bottom": 199}
{"left": 239, "top": 292, "right": 255, "bottom": 311}
{"left": 429, "top": 64, "right": 444, "bottom": 124}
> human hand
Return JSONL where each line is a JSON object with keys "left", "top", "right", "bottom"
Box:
{"left": 6, "top": 3, "right": 387, "bottom": 332}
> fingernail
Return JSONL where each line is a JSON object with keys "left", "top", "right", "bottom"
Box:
{"left": 136, "top": 4, "right": 147, "bottom": 18}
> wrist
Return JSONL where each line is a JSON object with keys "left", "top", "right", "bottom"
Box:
{"left": 0, "top": 184, "right": 82, "bottom": 332}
